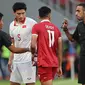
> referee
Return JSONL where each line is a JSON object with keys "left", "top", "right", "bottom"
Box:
{"left": 62, "top": 3, "right": 85, "bottom": 85}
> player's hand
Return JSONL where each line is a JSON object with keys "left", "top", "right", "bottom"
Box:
{"left": 61, "top": 18, "right": 68, "bottom": 31}
{"left": 32, "top": 53, "right": 37, "bottom": 66}
{"left": 8, "top": 60, "right": 12, "bottom": 72}
{"left": 57, "top": 66, "right": 62, "bottom": 77}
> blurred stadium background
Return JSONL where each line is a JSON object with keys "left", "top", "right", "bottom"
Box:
{"left": 0, "top": 0, "right": 85, "bottom": 85}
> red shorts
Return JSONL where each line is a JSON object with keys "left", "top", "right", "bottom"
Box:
{"left": 38, "top": 66, "right": 57, "bottom": 82}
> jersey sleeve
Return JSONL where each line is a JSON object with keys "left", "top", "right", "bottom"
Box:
{"left": 58, "top": 30, "right": 61, "bottom": 37}
{"left": 2, "top": 32, "right": 12, "bottom": 48}
{"left": 32, "top": 24, "right": 39, "bottom": 36}
{"left": 9, "top": 24, "right": 14, "bottom": 39}
{"left": 30, "top": 18, "right": 37, "bottom": 28}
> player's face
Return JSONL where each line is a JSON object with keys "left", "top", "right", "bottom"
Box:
{"left": 14, "top": 9, "right": 26, "bottom": 22}
{"left": 0, "top": 18, "right": 3, "bottom": 30}
{"left": 75, "top": 6, "right": 85, "bottom": 21}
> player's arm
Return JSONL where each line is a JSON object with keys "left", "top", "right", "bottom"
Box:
{"left": 4, "top": 37, "right": 30, "bottom": 53}
{"left": 61, "top": 19, "right": 74, "bottom": 42}
{"left": 9, "top": 38, "right": 14, "bottom": 59}
{"left": 2, "top": 32, "right": 30, "bottom": 53}
{"left": 8, "top": 44, "right": 29, "bottom": 72}
{"left": 57, "top": 37, "right": 63, "bottom": 77}
{"left": 8, "top": 52, "right": 14, "bottom": 63}
{"left": 8, "top": 38, "right": 14, "bottom": 72}
{"left": 8, "top": 45, "right": 29, "bottom": 53}
{"left": 8, "top": 51, "right": 14, "bottom": 72}
{"left": 58, "top": 37, "right": 62, "bottom": 67}
{"left": 57, "top": 37, "right": 63, "bottom": 67}
{"left": 31, "top": 24, "right": 38, "bottom": 54}
{"left": 31, "top": 34, "right": 38, "bottom": 54}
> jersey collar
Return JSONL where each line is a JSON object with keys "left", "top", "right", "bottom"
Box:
{"left": 14, "top": 17, "right": 26, "bottom": 26}
{"left": 41, "top": 19, "right": 50, "bottom": 22}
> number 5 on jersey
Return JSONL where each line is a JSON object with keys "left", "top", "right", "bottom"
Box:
{"left": 47, "top": 30, "right": 54, "bottom": 47}
{"left": 17, "top": 34, "right": 21, "bottom": 41}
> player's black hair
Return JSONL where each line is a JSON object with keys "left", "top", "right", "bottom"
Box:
{"left": 0, "top": 12, "right": 3, "bottom": 20}
{"left": 38, "top": 6, "right": 51, "bottom": 18}
{"left": 12, "top": 2, "right": 27, "bottom": 12}
{"left": 77, "top": 3, "right": 85, "bottom": 11}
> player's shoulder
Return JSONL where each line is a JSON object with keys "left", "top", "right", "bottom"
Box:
{"left": 32, "top": 23, "right": 38, "bottom": 29}
{"left": 26, "top": 17, "right": 37, "bottom": 23}
{"left": 50, "top": 22, "right": 59, "bottom": 29}
{"left": 9, "top": 21, "right": 15, "bottom": 31}
{"left": 51, "top": 23, "right": 61, "bottom": 33}
{"left": 33, "top": 22, "right": 41, "bottom": 28}
{"left": 0, "top": 30, "right": 7, "bottom": 36}
{"left": 10, "top": 21, "right": 14, "bottom": 27}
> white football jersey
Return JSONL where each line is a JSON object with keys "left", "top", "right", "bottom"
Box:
{"left": 9, "top": 17, "right": 37, "bottom": 63}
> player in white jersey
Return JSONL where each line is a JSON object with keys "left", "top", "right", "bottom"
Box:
{"left": 8, "top": 2, "right": 37, "bottom": 85}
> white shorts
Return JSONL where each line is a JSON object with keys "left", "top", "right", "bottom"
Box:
{"left": 10, "top": 61, "right": 36, "bottom": 84}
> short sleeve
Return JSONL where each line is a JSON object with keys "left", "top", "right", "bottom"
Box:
{"left": 29, "top": 18, "right": 37, "bottom": 29}
{"left": 32, "top": 24, "right": 39, "bottom": 36}
{"left": 9, "top": 24, "right": 14, "bottom": 39}
{"left": 72, "top": 26, "right": 79, "bottom": 42}
{"left": 2, "top": 32, "right": 12, "bottom": 48}
{"left": 31, "top": 19, "right": 37, "bottom": 28}
{"left": 58, "top": 29, "right": 61, "bottom": 37}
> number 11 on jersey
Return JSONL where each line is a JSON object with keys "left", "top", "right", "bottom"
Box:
{"left": 47, "top": 30, "right": 54, "bottom": 47}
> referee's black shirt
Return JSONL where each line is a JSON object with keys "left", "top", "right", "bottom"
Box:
{"left": 0, "top": 30, "right": 12, "bottom": 50}
{"left": 72, "top": 21, "right": 85, "bottom": 56}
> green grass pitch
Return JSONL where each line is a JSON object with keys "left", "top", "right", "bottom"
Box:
{"left": 0, "top": 78, "right": 81, "bottom": 85}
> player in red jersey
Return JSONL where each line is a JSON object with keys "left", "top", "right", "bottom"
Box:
{"left": 31, "top": 6, "right": 63, "bottom": 85}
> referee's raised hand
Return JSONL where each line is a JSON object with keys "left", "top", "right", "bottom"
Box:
{"left": 61, "top": 18, "right": 68, "bottom": 31}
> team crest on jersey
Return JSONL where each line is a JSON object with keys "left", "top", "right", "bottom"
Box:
{"left": 22, "top": 25, "right": 26, "bottom": 28}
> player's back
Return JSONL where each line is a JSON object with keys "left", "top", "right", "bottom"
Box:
{"left": 35, "top": 21, "right": 61, "bottom": 67}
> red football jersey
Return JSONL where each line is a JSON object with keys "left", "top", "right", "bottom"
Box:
{"left": 32, "top": 20, "right": 61, "bottom": 67}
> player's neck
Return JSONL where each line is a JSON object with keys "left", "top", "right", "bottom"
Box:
{"left": 40, "top": 18, "right": 50, "bottom": 21}
{"left": 14, "top": 17, "right": 26, "bottom": 25}
{"left": 16, "top": 21, "right": 22, "bottom": 25}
